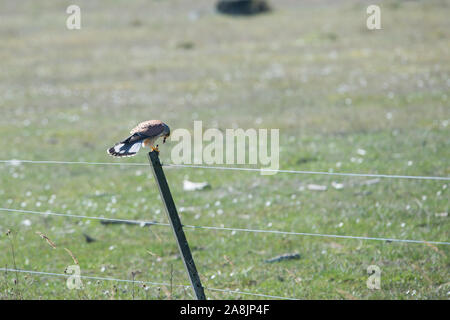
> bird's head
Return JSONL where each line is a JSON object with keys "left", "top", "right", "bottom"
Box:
{"left": 162, "top": 124, "right": 170, "bottom": 143}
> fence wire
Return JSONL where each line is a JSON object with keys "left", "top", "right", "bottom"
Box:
{"left": 0, "top": 268, "right": 297, "bottom": 300}
{"left": 2, "top": 208, "right": 449, "bottom": 245}
{"left": 1, "top": 159, "right": 449, "bottom": 181}
{"left": 1, "top": 157, "right": 449, "bottom": 300}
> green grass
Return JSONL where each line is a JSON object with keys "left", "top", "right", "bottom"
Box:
{"left": 0, "top": 0, "right": 449, "bottom": 299}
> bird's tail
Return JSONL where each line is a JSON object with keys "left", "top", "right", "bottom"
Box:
{"left": 107, "top": 136, "right": 143, "bottom": 157}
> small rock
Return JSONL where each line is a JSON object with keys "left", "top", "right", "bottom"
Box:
{"left": 331, "top": 181, "right": 344, "bottom": 190}
{"left": 83, "top": 233, "right": 97, "bottom": 243}
{"left": 307, "top": 184, "right": 327, "bottom": 191}
{"left": 183, "top": 180, "right": 211, "bottom": 191}
{"left": 357, "top": 149, "right": 367, "bottom": 156}
{"left": 265, "top": 253, "right": 300, "bottom": 263}
{"left": 21, "top": 219, "right": 32, "bottom": 227}
{"left": 435, "top": 212, "right": 447, "bottom": 217}
{"left": 361, "top": 178, "right": 380, "bottom": 186}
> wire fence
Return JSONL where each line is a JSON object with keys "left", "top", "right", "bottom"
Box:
{"left": 0, "top": 268, "right": 296, "bottom": 300}
{"left": 1, "top": 208, "right": 449, "bottom": 245}
{"left": 1, "top": 159, "right": 449, "bottom": 181}
{"left": 1, "top": 158, "right": 449, "bottom": 299}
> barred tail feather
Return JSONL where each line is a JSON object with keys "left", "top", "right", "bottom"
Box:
{"left": 107, "top": 141, "right": 142, "bottom": 157}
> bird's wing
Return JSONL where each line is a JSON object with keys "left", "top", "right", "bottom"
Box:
{"left": 130, "top": 120, "right": 165, "bottom": 137}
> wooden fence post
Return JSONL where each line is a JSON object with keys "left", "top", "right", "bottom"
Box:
{"left": 147, "top": 151, "right": 206, "bottom": 300}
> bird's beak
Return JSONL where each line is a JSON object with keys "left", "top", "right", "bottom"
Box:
{"left": 163, "top": 135, "right": 169, "bottom": 144}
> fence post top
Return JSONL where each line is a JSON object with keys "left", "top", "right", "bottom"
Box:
{"left": 148, "top": 151, "right": 161, "bottom": 164}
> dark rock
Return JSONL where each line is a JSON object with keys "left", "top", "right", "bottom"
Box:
{"left": 265, "top": 253, "right": 301, "bottom": 263}
{"left": 83, "top": 233, "right": 97, "bottom": 243}
{"left": 99, "top": 220, "right": 155, "bottom": 227}
{"left": 216, "top": 0, "right": 271, "bottom": 16}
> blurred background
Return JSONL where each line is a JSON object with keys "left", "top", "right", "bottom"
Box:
{"left": 0, "top": 0, "right": 448, "bottom": 299}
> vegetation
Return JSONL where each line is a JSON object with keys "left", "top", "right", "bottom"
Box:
{"left": 0, "top": 0, "right": 448, "bottom": 299}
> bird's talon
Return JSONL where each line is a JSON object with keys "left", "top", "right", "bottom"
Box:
{"left": 151, "top": 146, "right": 160, "bottom": 153}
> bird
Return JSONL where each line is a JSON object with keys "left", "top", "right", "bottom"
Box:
{"left": 107, "top": 120, "right": 170, "bottom": 157}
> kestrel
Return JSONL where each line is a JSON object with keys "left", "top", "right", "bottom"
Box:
{"left": 107, "top": 120, "right": 170, "bottom": 157}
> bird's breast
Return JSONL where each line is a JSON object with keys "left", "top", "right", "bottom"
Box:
{"left": 143, "top": 138, "right": 154, "bottom": 147}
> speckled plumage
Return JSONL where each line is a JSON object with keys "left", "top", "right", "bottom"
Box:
{"left": 130, "top": 120, "right": 166, "bottom": 136}
{"left": 107, "top": 120, "right": 170, "bottom": 157}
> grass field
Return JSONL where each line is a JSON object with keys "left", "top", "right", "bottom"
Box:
{"left": 0, "top": 0, "right": 449, "bottom": 299}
